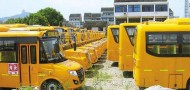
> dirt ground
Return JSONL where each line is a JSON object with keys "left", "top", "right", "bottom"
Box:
{"left": 79, "top": 52, "right": 139, "bottom": 90}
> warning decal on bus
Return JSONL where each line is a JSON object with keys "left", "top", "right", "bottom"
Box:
{"left": 8, "top": 63, "right": 18, "bottom": 75}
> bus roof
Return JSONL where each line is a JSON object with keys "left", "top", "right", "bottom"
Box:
{"left": 0, "top": 31, "right": 44, "bottom": 37}
{"left": 120, "top": 23, "right": 140, "bottom": 27}
{"left": 164, "top": 18, "right": 190, "bottom": 25}
{"left": 0, "top": 26, "right": 9, "bottom": 32}
{"left": 137, "top": 23, "right": 190, "bottom": 32}
{"left": 0, "top": 24, "right": 28, "bottom": 28}
{"left": 9, "top": 26, "right": 55, "bottom": 31}
{"left": 108, "top": 25, "right": 119, "bottom": 28}
{"left": 26, "top": 26, "right": 55, "bottom": 31}
{"left": 62, "top": 27, "right": 71, "bottom": 30}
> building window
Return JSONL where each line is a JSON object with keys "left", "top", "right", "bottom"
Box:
{"left": 155, "top": 4, "right": 168, "bottom": 12}
{"left": 115, "top": 5, "right": 127, "bottom": 12}
{"left": 155, "top": 18, "right": 166, "bottom": 22}
{"left": 109, "top": 18, "right": 114, "bottom": 22}
{"left": 99, "top": 27, "right": 103, "bottom": 31}
{"left": 96, "top": 18, "right": 101, "bottom": 20}
{"left": 116, "top": 18, "right": 126, "bottom": 25}
{"left": 102, "top": 17, "right": 107, "bottom": 21}
{"left": 128, "top": 18, "right": 140, "bottom": 23}
{"left": 142, "top": 5, "right": 154, "bottom": 12}
{"left": 142, "top": 18, "right": 153, "bottom": 22}
{"left": 128, "top": 5, "right": 140, "bottom": 12}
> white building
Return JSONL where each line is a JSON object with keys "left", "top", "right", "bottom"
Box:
{"left": 101, "top": 7, "right": 114, "bottom": 25}
{"left": 69, "top": 14, "right": 83, "bottom": 28}
{"left": 84, "top": 13, "right": 102, "bottom": 22}
{"left": 114, "top": 0, "right": 169, "bottom": 24}
{"left": 185, "top": 0, "right": 189, "bottom": 17}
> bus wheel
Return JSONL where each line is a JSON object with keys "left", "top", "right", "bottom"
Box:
{"left": 186, "top": 79, "right": 190, "bottom": 90}
{"left": 123, "top": 71, "right": 133, "bottom": 78}
{"left": 139, "top": 87, "right": 145, "bottom": 90}
{"left": 41, "top": 80, "right": 64, "bottom": 90}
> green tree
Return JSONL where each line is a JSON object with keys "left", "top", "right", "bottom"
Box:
{"left": 4, "top": 18, "right": 26, "bottom": 24}
{"left": 4, "top": 18, "right": 17, "bottom": 24}
{"left": 37, "top": 7, "right": 63, "bottom": 26}
{"left": 27, "top": 13, "right": 49, "bottom": 25}
{"left": 4, "top": 7, "right": 64, "bottom": 26}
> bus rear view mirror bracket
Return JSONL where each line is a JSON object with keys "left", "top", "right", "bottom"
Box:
{"left": 54, "top": 42, "right": 60, "bottom": 53}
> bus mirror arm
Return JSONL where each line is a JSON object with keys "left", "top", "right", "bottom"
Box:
{"left": 73, "top": 35, "right": 77, "bottom": 51}
{"left": 73, "top": 42, "right": 77, "bottom": 51}
{"left": 54, "top": 42, "right": 60, "bottom": 53}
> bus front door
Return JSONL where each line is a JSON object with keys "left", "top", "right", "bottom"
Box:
{"left": 19, "top": 44, "right": 38, "bottom": 87}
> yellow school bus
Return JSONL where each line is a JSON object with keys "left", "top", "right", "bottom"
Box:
{"left": 77, "top": 29, "right": 98, "bottom": 63}
{"left": 0, "top": 24, "right": 27, "bottom": 28}
{"left": 0, "top": 26, "right": 85, "bottom": 89}
{"left": 107, "top": 25, "right": 119, "bottom": 62}
{"left": 56, "top": 27, "right": 92, "bottom": 70}
{"left": 24, "top": 26, "right": 92, "bottom": 70}
{"left": 133, "top": 21, "right": 190, "bottom": 89}
{"left": 164, "top": 18, "right": 190, "bottom": 24}
{"left": 119, "top": 23, "right": 139, "bottom": 71}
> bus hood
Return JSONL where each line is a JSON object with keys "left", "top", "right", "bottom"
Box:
{"left": 56, "top": 60, "right": 82, "bottom": 70}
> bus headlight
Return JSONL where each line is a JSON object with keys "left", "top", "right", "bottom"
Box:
{"left": 68, "top": 71, "right": 78, "bottom": 76}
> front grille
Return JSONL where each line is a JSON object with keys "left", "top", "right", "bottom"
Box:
{"left": 76, "top": 68, "right": 85, "bottom": 83}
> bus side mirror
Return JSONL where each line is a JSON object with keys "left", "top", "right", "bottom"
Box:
{"left": 54, "top": 42, "right": 60, "bottom": 53}
{"left": 73, "top": 35, "right": 77, "bottom": 51}
{"left": 73, "top": 42, "right": 77, "bottom": 51}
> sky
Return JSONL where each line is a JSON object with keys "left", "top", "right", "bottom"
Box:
{"left": 0, "top": 0, "right": 186, "bottom": 20}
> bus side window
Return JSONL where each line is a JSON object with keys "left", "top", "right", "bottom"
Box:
{"left": 147, "top": 33, "right": 178, "bottom": 55}
{"left": 182, "top": 34, "right": 190, "bottom": 54}
{"left": 21, "top": 46, "right": 27, "bottom": 64}
{"left": 111, "top": 29, "right": 119, "bottom": 43}
{"left": 125, "top": 26, "right": 136, "bottom": 45}
{"left": 30, "top": 46, "right": 36, "bottom": 64}
{"left": 153, "top": 45, "right": 160, "bottom": 54}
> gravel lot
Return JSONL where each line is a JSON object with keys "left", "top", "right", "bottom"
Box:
{"left": 79, "top": 52, "right": 139, "bottom": 90}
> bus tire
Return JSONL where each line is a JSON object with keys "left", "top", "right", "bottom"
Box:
{"left": 139, "top": 87, "right": 145, "bottom": 90}
{"left": 41, "top": 80, "right": 64, "bottom": 90}
{"left": 186, "top": 79, "right": 190, "bottom": 90}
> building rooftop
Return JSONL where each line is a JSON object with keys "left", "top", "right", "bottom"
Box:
{"left": 69, "top": 14, "right": 81, "bottom": 18}
{"left": 84, "top": 13, "right": 92, "bottom": 18}
{"left": 84, "top": 13, "right": 101, "bottom": 18}
{"left": 114, "top": 0, "right": 167, "bottom": 2}
{"left": 84, "top": 21, "right": 107, "bottom": 27}
{"left": 101, "top": 7, "right": 114, "bottom": 12}
{"left": 92, "top": 13, "right": 101, "bottom": 18}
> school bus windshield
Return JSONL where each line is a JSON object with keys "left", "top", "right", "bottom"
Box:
{"left": 54, "top": 28, "right": 66, "bottom": 44}
{"left": 40, "top": 38, "right": 66, "bottom": 63}
{"left": 125, "top": 26, "right": 136, "bottom": 45}
{"left": 55, "top": 28, "right": 64, "bottom": 36}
